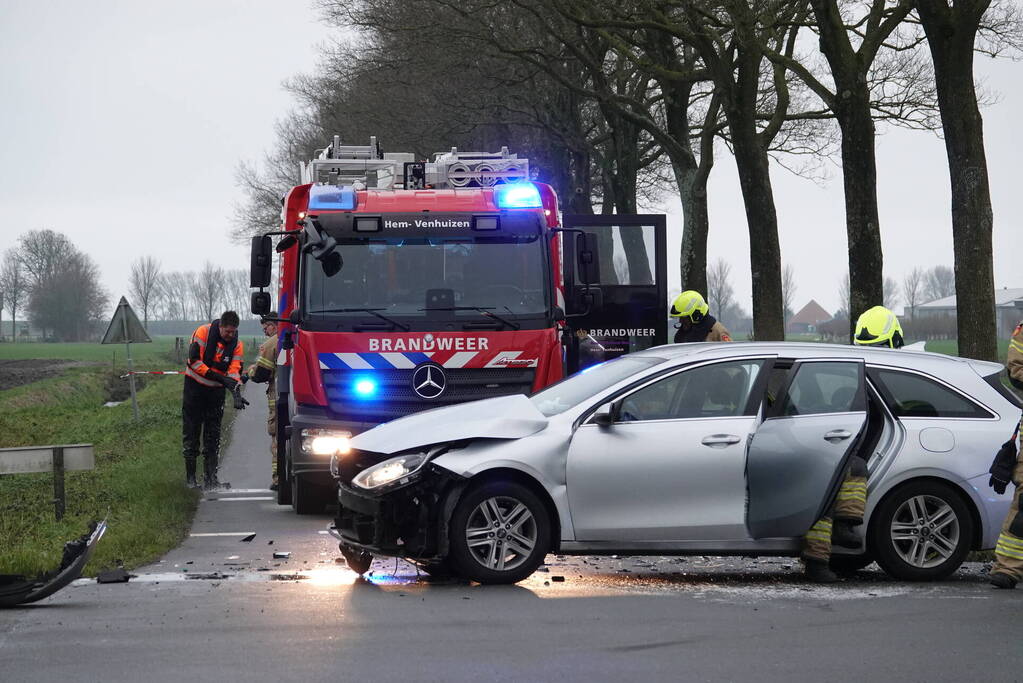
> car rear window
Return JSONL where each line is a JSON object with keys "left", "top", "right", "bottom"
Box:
{"left": 868, "top": 367, "right": 991, "bottom": 419}
{"left": 984, "top": 371, "right": 1023, "bottom": 409}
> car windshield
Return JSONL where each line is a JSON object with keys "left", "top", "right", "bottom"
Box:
{"left": 304, "top": 234, "right": 547, "bottom": 319}
{"left": 530, "top": 356, "right": 664, "bottom": 416}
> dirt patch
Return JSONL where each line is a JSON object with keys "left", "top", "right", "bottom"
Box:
{"left": 0, "top": 359, "right": 95, "bottom": 391}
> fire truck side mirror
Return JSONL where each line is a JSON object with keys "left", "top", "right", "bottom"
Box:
{"left": 251, "top": 291, "right": 271, "bottom": 317}
{"left": 576, "top": 233, "right": 601, "bottom": 286}
{"left": 250, "top": 236, "right": 273, "bottom": 288}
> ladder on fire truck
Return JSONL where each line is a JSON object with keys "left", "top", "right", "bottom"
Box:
{"left": 299, "top": 135, "right": 531, "bottom": 191}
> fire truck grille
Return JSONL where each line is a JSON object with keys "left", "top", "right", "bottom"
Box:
{"left": 321, "top": 367, "right": 537, "bottom": 422}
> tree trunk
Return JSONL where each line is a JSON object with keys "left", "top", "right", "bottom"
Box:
{"left": 917, "top": 0, "right": 997, "bottom": 361}
{"left": 836, "top": 93, "right": 885, "bottom": 338}
{"left": 675, "top": 162, "right": 709, "bottom": 295}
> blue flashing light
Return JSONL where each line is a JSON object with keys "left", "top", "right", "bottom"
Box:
{"left": 308, "top": 184, "right": 357, "bottom": 211}
{"left": 353, "top": 377, "right": 378, "bottom": 398}
{"left": 495, "top": 182, "right": 542, "bottom": 209}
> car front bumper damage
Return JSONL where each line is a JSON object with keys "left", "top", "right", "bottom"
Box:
{"left": 332, "top": 466, "right": 466, "bottom": 561}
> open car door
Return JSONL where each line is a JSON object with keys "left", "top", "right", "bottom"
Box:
{"left": 746, "top": 360, "right": 867, "bottom": 539}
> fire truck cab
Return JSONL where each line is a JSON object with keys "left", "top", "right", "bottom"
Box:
{"left": 251, "top": 137, "right": 666, "bottom": 514}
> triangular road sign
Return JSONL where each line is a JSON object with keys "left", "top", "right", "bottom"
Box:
{"left": 101, "top": 296, "right": 152, "bottom": 344}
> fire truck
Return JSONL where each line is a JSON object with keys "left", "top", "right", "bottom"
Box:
{"left": 250, "top": 137, "right": 667, "bottom": 513}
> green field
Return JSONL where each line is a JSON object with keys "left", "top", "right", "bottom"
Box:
{"left": 0, "top": 347, "right": 243, "bottom": 577}
{"left": 0, "top": 336, "right": 180, "bottom": 366}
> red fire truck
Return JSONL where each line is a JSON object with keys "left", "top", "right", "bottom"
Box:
{"left": 250, "top": 137, "right": 666, "bottom": 513}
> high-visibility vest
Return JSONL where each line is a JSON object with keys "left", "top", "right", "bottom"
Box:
{"left": 185, "top": 322, "right": 244, "bottom": 387}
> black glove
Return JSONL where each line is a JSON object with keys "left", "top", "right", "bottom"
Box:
{"left": 232, "top": 389, "right": 249, "bottom": 410}
{"left": 210, "top": 373, "right": 239, "bottom": 392}
{"left": 988, "top": 436, "right": 1018, "bottom": 495}
{"left": 240, "top": 374, "right": 249, "bottom": 385}
{"left": 989, "top": 475, "right": 1010, "bottom": 496}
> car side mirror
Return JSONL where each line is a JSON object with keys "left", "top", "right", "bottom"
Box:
{"left": 591, "top": 402, "right": 617, "bottom": 427}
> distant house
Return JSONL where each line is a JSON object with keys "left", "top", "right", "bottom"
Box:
{"left": 910, "top": 287, "right": 1023, "bottom": 338}
{"left": 788, "top": 300, "right": 833, "bottom": 335}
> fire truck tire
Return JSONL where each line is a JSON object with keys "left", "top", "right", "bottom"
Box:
{"left": 276, "top": 443, "right": 292, "bottom": 506}
{"left": 291, "top": 474, "right": 324, "bottom": 515}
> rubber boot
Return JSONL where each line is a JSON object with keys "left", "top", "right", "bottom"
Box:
{"left": 185, "top": 459, "right": 198, "bottom": 489}
{"left": 804, "top": 559, "right": 839, "bottom": 584}
{"left": 831, "top": 519, "right": 861, "bottom": 550}
{"left": 990, "top": 572, "right": 1018, "bottom": 589}
{"left": 203, "top": 455, "right": 219, "bottom": 491}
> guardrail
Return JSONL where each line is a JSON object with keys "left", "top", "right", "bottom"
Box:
{"left": 0, "top": 445, "right": 95, "bottom": 520}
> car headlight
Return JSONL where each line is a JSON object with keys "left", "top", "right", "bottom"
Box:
{"left": 352, "top": 453, "right": 428, "bottom": 490}
{"left": 301, "top": 428, "right": 352, "bottom": 456}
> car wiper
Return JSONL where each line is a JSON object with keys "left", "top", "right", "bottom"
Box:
{"left": 310, "top": 307, "right": 410, "bottom": 331}
{"left": 419, "top": 306, "right": 521, "bottom": 330}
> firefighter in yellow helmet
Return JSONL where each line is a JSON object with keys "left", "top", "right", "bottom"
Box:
{"left": 988, "top": 321, "right": 1023, "bottom": 589}
{"left": 670, "top": 290, "right": 732, "bottom": 343}
{"left": 801, "top": 306, "right": 902, "bottom": 582}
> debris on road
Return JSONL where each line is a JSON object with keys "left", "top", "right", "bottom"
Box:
{"left": 1, "top": 520, "right": 107, "bottom": 607}
{"left": 96, "top": 568, "right": 131, "bottom": 584}
{"left": 240, "top": 534, "right": 256, "bottom": 543}
{"left": 272, "top": 551, "right": 291, "bottom": 560}
{"left": 552, "top": 576, "right": 565, "bottom": 582}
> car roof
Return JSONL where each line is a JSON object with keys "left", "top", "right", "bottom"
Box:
{"left": 633, "top": 341, "right": 1004, "bottom": 376}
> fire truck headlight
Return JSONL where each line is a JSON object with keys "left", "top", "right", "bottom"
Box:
{"left": 353, "top": 454, "right": 428, "bottom": 490}
{"left": 353, "top": 377, "right": 378, "bottom": 397}
{"left": 302, "top": 429, "right": 353, "bottom": 456}
{"left": 495, "top": 182, "right": 542, "bottom": 209}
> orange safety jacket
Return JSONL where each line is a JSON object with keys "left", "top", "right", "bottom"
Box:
{"left": 185, "top": 322, "right": 244, "bottom": 388}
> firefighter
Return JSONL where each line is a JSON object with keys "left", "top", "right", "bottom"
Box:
{"left": 989, "top": 321, "right": 1023, "bottom": 589}
{"left": 248, "top": 312, "right": 279, "bottom": 490}
{"left": 669, "top": 290, "right": 732, "bottom": 343}
{"left": 802, "top": 306, "right": 904, "bottom": 582}
{"left": 182, "top": 310, "right": 247, "bottom": 490}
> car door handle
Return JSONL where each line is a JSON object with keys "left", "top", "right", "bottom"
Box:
{"left": 824, "top": 430, "right": 852, "bottom": 441}
{"left": 702, "top": 434, "right": 741, "bottom": 447}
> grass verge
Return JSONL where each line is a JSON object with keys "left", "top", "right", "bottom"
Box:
{"left": 0, "top": 368, "right": 238, "bottom": 577}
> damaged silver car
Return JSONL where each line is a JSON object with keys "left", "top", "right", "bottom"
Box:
{"left": 330, "top": 343, "right": 1020, "bottom": 584}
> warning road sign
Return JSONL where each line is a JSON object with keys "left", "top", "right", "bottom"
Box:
{"left": 101, "top": 297, "right": 152, "bottom": 345}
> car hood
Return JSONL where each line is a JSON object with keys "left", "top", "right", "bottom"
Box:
{"left": 349, "top": 394, "right": 549, "bottom": 455}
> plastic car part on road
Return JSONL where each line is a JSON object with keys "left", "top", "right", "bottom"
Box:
{"left": 0, "top": 519, "right": 107, "bottom": 607}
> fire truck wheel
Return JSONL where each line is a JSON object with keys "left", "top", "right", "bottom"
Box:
{"left": 276, "top": 444, "right": 292, "bottom": 506}
{"left": 291, "top": 474, "right": 325, "bottom": 515}
{"left": 448, "top": 480, "right": 551, "bottom": 585}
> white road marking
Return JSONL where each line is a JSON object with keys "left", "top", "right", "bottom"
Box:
{"left": 190, "top": 532, "right": 257, "bottom": 537}
{"left": 225, "top": 488, "right": 271, "bottom": 493}
{"left": 208, "top": 496, "right": 275, "bottom": 501}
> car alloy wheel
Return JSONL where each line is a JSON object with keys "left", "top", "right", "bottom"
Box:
{"left": 871, "top": 480, "right": 973, "bottom": 581}
{"left": 449, "top": 480, "right": 551, "bottom": 584}
{"left": 465, "top": 496, "right": 538, "bottom": 572}
{"left": 889, "top": 494, "right": 960, "bottom": 569}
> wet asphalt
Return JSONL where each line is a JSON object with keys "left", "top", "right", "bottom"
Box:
{"left": 2, "top": 383, "right": 1022, "bottom": 682}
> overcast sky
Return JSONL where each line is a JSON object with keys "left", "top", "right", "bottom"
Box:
{"left": 1, "top": 0, "right": 1020, "bottom": 319}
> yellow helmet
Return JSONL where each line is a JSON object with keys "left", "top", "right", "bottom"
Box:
{"left": 669, "top": 290, "right": 709, "bottom": 323}
{"left": 853, "top": 305, "right": 904, "bottom": 348}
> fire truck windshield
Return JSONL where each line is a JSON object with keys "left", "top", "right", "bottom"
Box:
{"left": 304, "top": 234, "right": 548, "bottom": 323}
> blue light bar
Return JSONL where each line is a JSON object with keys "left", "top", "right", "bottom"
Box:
{"left": 353, "top": 377, "right": 378, "bottom": 398}
{"left": 494, "top": 183, "right": 542, "bottom": 209}
{"left": 308, "top": 184, "right": 357, "bottom": 211}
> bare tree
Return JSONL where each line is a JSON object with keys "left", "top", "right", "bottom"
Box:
{"left": 782, "top": 263, "right": 797, "bottom": 325}
{"left": 706, "top": 258, "right": 736, "bottom": 318}
{"left": 128, "top": 256, "right": 162, "bottom": 330}
{"left": 838, "top": 271, "right": 851, "bottom": 320}
{"left": 902, "top": 267, "right": 925, "bottom": 319}
{"left": 0, "top": 250, "right": 27, "bottom": 342}
{"left": 883, "top": 276, "right": 901, "bottom": 311}
{"left": 191, "top": 262, "right": 224, "bottom": 322}
{"left": 916, "top": 0, "right": 1022, "bottom": 360}
{"left": 924, "top": 265, "right": 955, "bottom": 302}
{"left": 159, "top": 271, "right": 195, "bottom": 321}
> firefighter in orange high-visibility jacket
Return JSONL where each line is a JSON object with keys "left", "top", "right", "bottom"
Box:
{"left": 248, "top": 312, "right": 279, "bottom": 490}
{"left": 989, "top": 321, "right": 1023, "bottom": 589}
{"left": 182, "top": 311, "right": 247, "bottom": 489}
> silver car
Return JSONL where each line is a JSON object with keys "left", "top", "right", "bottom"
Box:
{"left": 331, "top": 342, "right": 1021, "bottom": 584}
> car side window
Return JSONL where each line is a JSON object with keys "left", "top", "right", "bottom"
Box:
{"left": 868, "top": 368, "right": 991, "bottom": 418}
{"left": 618, "top": 360, "right": 766, "bottom": 422}
{"left": 781, "top": 362, "right": 861, "bottom": 416}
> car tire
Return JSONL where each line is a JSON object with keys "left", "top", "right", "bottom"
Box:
{"left": 292, "top": 474, "right": 324, "bottom": 515}
{"left": 870, "top": 480, "right": 973, "bottom": 581}
{"left": 340, "top": 543, "right": 373, "bottom": 575}
{"left": 829, "top": 553, "right": 874, "bottom": 575}
{"left": 448, "top": 481, "right": 551, "bottom": 585}
{"left": 276, "top": 442, "right": 292, "bottom": 506}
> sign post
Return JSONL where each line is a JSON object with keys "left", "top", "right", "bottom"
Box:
{"left": 101, "top": 297, "right": 152, "bottom": 420}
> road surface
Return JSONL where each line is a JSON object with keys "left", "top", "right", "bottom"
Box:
{"left": 2, "top": 383, "right": 1021, "bottom": 681}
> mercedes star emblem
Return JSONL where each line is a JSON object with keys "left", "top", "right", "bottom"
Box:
{"left": 411, "top": 363, "right": 446, "bottom": 400}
